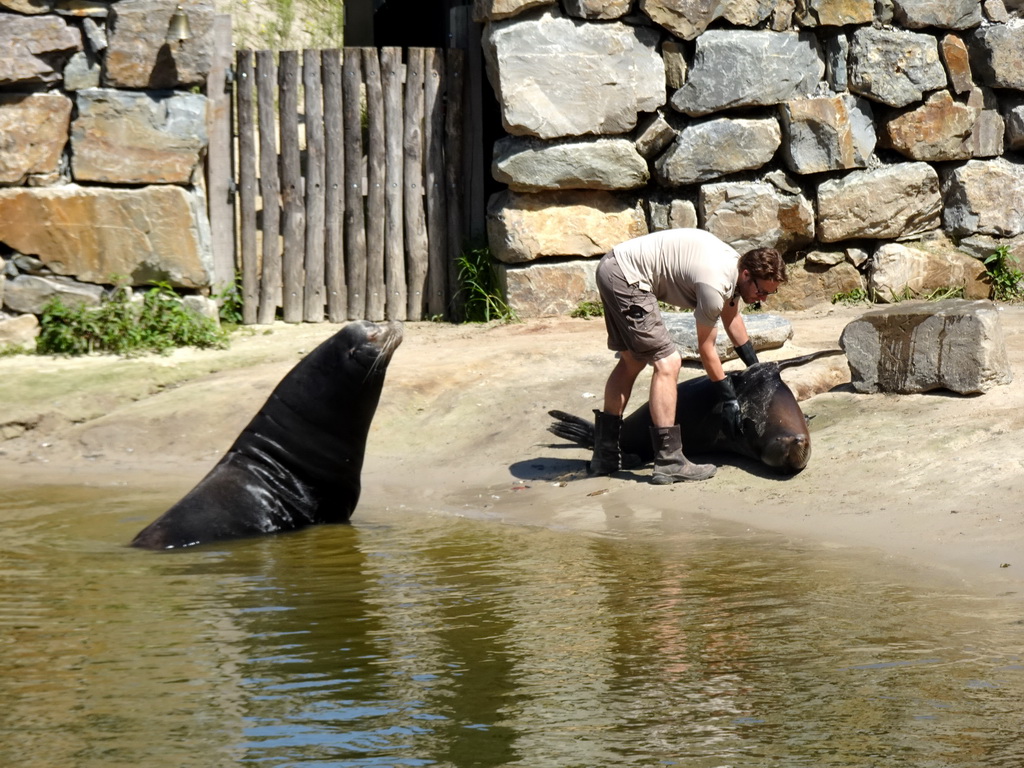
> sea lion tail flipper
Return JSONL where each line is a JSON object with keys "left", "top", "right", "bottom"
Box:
{"left": 547, "top": 410, "right": 595, "bottom": 449}
{"left": 775, "top": 349, "right": 845, "bottom": 371}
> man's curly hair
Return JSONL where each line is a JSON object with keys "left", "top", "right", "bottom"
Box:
{"left": 739, "top": 247, "right": 787, "bottom": 283}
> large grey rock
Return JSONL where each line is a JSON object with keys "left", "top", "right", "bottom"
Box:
{"left": 670, "top": 30, "right": 824, "bottom": 116}
{"left": 816, "top": 163, "right": 942, "bottom": 242}
{"left": 780, "top": 94, "right": 876, "bottom": 174}
{"left": 663, "top": 312, "right": 793, "bottom": 362}
{"left": 499, "top": 258, "right": 599, "bottom": 316}
{"left": 492, "top": 136, "right": 649, "bottom": 191}
{"left": 839, "top": 299, "right": 1012, "bottom": 393}
{"left": 966, "top": 24, "right": 1024, "bottom": 90}
{"left": 701, "top": 181, "right": 815, "bottom": 253}
{"left": 0, "top": 185, "right": 213, "bottom": 288}
{"left": 0, "top": 14, "right": 82, "bottom": 85}
{"left": 848, "top": 27, "right": 947, "bottom": 107}
{"left": 942, "top": 157, "right": 1024, "bottom": 237}
{"left": 891, "top": 0, "right": 984, "bottom": 28}
{"left": 772, "top": 259, "right": 866, "bottom": 311}
{"left": 486, "top": 190, "right": 648, "bottom": 264}
{"left": 71, "top": 88, "right": 208, "bottom": 184}
{"left": 105, "top": 0, "right": 214, "bottom": 88}
{"left": 0, "top": 92, "right": 73, "bottom": 184}
{"left": 483, "top": 9, "right": 664, "bottom": 138}
{"left": 795, "top": 0, "right": 874, "bottom": 25}
{"left": 882, "top": 90, "right": 979, "bottom": 162}
{"left": 3, "top": 274, "right": 105, "bottom": 314}
{"left": 654, "top": 117, "right": 782, "bottom": 185}
{"left": 639, "top": 0, "right": 775, "bottom": 40}
{"left": 868, "top": 239, "right": 989, "bottom": 302}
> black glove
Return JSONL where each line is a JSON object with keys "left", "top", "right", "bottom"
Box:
{"left": 714, "top": 377, "right": 742, "bottom": 438}
{"left": 736, "top": 340, "right": 759, "bottom": 367}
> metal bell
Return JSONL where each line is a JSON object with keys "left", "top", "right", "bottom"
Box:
{"left": 166, "top": 4, "right": 191, "bottom": 44}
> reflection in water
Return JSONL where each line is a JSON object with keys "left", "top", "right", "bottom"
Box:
{"left": 1, "top": 484, "right": 1022, "bottom": 767}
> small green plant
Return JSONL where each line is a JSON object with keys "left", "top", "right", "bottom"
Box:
{"left": 887, "top": 285, "right": 917, "bottom": 303}
{"left": 37, "top": 282, "right": 229, "bottom": 357}
{"left": 455, "top": 246, "right": 519, "bottom": 324}
{"left": 831, "top": 287, "right": 870, "bottom": 306}
{"left": 216, "top": 273, "right": 245, "bottom": 327}
{"left": 984, "top": 245, "right": 1024, "bottom": 302}
{"left": 570, "top": 300, "right": 604, "bottom": 318}
{"left": 0, "top": 343, "right": 29, "bottom": 357}
{"left": 923, "top": 285, "right": 964, "bottom": 301}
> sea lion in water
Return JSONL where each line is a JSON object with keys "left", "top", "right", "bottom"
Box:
{"left": 549, "top": 350, "right": 842, "bottom": 474}
{"left": 131, "top": 320, "right": 403, "bottom": 549}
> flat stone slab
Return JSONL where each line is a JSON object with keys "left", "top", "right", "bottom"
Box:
{"left": 664, "top": 311, "right": 793, "bottom": 361}
{"left": 839, "top": 299, "right": 1012, "bottom": 394}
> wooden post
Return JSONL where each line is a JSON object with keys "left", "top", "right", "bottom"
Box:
{"left": 255, "top": 50, "right": 281, "bottom": 325}
{"left": 303, "top": 49, "right": 326, "bottom": 322}
{"left": 279, "top": 50, "right": 305, "bottom": 323}
{"left": 424, "top": 48, "right": 447, "bottom": 320}
{"left": 363, "top": 47, "right": 386, "bottom": 322}
{"left": 444, "top": 48, "right": 466, "bottom": 322}
{"left": 206, "top": 14, "right": 235, "bottom": 297}
{"left": 235, "top": 49, "right": 259, "bottom": 325}
{"left": 323, "top": 49, "right": 347, "bottom": 322}
{"left": 463, "top": 16, "right": 487, "bottom": 242}
{"left": 403, "top": 47, "right": 428, "bottom": 320}
{"left": 343, "top": 48, "right": 367, "bottom": 319}
{"left": 381, "top": 46, "right": 406, "bottom": 321}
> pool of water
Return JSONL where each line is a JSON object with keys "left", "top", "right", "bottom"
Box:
{"left": 1, "top": 484, "right": 1022, "bottom": 767}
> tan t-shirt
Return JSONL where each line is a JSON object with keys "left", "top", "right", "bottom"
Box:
{"left": 611, "top": 229, "right": 740, "bottom": 327}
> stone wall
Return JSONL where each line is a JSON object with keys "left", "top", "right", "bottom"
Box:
{"left": 478, "top": 0, "right": 1024, "bottom": 315}
{"left": 0, "top": 0, "right": 215, "bottom": 344}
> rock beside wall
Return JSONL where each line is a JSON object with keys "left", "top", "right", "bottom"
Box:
{"left": 0, "top": 185, "right": 213, "bottom": 288}
{"left": 480, "top": 0, "right": 1024, "bottom": 317}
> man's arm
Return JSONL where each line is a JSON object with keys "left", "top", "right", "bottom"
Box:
{"left": 719, "top": 298, "right": 749, "bottom": 348}
{"left": 696, "top": 321, "right": 725, "bottom": 382}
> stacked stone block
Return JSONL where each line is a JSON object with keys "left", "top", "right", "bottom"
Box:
{"left": 479, "top": 0, "right": 1024, "bottom": 316}
{"left": 0, "top": 0, "right": 215, "bottom": 344}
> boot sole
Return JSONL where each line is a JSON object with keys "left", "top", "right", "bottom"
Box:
{"left": 650, "top": 468, "right": 717, "bottom": 484}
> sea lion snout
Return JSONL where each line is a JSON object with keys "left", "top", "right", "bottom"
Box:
{"left": 761, "top": 433, "right": 810, "bottom": 473}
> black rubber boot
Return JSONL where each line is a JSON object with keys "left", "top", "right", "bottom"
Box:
{"left": 649, "top": 425, "right": 717, "bottom": 484}
{"left": 588, "top": 410, "right": 622, "bottom": 476}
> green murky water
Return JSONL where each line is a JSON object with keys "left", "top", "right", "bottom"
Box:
{"left": 1, "top": 484, "right": 1022, "bottom": 767}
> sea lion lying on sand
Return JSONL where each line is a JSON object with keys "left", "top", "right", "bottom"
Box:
{"left": 549, "top": 350, "right": 843, "bottom": 474}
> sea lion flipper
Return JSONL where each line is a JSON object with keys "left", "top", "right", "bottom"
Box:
{"left": 547, "top": 410, "right": 595, "bottom": 449}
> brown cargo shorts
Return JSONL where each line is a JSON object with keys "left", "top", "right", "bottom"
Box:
{"left": 596, "top": 253, "right": 677, "bottom": 365}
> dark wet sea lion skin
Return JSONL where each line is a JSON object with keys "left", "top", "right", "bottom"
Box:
{"left": 131, "top": 320, "right": 403, "bottom": 549}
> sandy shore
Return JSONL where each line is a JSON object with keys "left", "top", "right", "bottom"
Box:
{"left": 2, "top": 304, "right": 1022, "bottom": 596}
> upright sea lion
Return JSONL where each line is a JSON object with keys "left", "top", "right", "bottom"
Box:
{"left": 131, "top": 320, "right": 403, "bottom": 550}
{"left": 549, "top": 350, "right": 842, "bottom": 474}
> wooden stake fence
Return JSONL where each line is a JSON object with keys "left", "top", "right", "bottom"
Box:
{"left": 233, "top": 46, "right": 466, "bottom": 324}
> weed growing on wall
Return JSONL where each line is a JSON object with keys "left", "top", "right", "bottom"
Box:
{"left": 37, "top": 282, "right": 229, "bottom": 356}
{"left": 571, "top": 300, "right": 604, "bottom": 318}
{"left": 455, "top": 246, "right": 518, "bottom": 324}
{"left": 984, "top": 245, "right": 1024, "bottom": 302}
